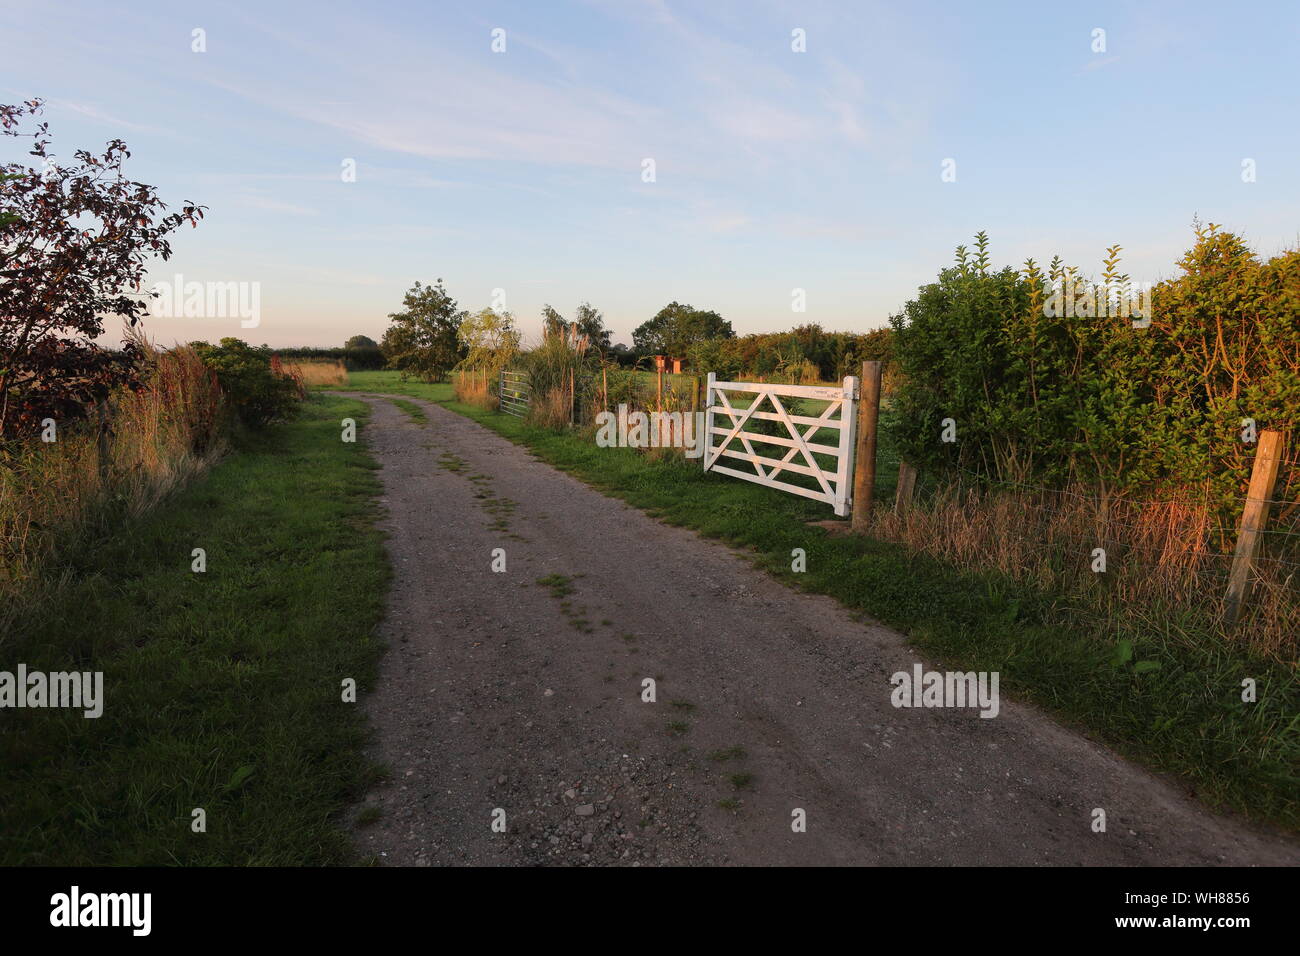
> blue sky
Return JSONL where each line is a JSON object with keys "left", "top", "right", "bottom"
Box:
{"left": 3, "top": 0, "right": 1297, "bottom": 347}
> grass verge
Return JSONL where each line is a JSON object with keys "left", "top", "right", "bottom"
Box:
{"left": 0, "top": 393, "right": 389, "bottom": 865}
{"left": 331, "top": 371, "right": 1298, "bottom": 832}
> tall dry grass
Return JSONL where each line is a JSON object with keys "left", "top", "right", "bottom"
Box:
{"left": 872, "top": 479, "right": 1299, "bottom": 659}
{"left": 524, "top": 387, "right": 574, "bottom": 430}
{"left": 521, "top": 327, "right": 592, "bottom": 430}
{"left": 0, "top": 337, "right": 223, "bottom": 617}
{"left": 452, "top": 370, "right": 495, "bottom": 410}
{"left": 285, "top": 358, "right": 347, "bottom": 387}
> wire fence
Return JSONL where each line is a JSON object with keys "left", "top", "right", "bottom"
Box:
{"left": 877, "top": 441, "right": 1300, "bottom": 658}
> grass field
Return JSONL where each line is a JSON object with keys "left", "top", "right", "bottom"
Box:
{"left": 0, "top": 393, "right": 389, "bottom": 865}
{"left": 328, "top": 370, "right": 1299, "bottom": 832}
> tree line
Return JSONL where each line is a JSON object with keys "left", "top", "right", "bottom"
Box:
{"left": 375, "top": 279, "right": 894, "bottom": 385}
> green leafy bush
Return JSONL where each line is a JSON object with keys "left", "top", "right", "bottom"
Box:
{"left": 886, "top": 226, "right": 1300, "bottom": 525}
{"left": 192, "top": 338, "right": 301, "bottom": 428}
{"left": 602, "top": 365, "right": 648, "bottom": 410}
{"left": 686, "top": 324, "right": 894, "bottom": 385}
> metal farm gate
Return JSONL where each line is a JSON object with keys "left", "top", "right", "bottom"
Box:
{"left": 702, "top": 373, "right": 859, "bottom": 516}
{"left": 498, "top": 370, "right": 531, "bottom": 418}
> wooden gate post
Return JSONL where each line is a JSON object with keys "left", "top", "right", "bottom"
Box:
{"left": 851, "top": 361, "right": 883, "bottom": 533}
{"left": 895, "top": 461, "right": 918, "bottom": 514}
{"left": 656, "top": 366, "right": 664, "bottom": 446}
{"left": 702, "top": 372, "right": 716, "bottom": 470}
{"left": 1225, "top": 430, "right": 1285, "bottom": 625}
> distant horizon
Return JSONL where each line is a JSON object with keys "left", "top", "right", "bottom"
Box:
{"left": 6, "top": 0, "right": 1298, "bottom": 349}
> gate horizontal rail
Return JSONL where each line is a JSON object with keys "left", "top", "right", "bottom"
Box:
{"left": 498, "top": 370, "right": 531, "bottom": 418}
{"left": 702, "top": 373, "right": 859, "bottom": 516}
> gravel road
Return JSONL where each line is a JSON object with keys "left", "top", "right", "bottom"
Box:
{"left": 343, "top": 393, "right": 1298, "bottom": 867}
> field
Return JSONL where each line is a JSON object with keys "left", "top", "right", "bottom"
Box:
{"left": 286, "top": 359, "right": 349, "bottom": 387}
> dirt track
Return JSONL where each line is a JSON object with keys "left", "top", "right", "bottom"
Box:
{"left": 343, "top": 393, "right": 1298, "bottom": 867}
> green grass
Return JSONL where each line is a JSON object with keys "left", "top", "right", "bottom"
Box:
{"left": 0, "top": 393, "right": 390, "bottom": 864}
{"left": 728, "top": 772, "right": 755, "bottom": 790}
{"left": 536, "top": 573, "right": 575, "bottom": 599}
{"left": 326, "top": 369, "right": 454, "bottom": 402}
{"left": 335, "top": 369, "right": 1299, "bottom": 832}
{"left": 387, "top": 397, "right": 427, "bottom": 423}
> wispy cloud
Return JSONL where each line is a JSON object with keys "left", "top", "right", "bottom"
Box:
{"left": 203, "top": 1, "right": 934, "bottom": 181}
{"left": 48, "top": 98, "right": 157, "bottom": 133}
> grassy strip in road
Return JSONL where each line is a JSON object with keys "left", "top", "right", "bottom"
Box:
{"left": 332, "top": 371, "right": 1298, "bottom": 833}
{"left": 387, "top": 397, "right": 428, "bottom": 424}
{"left": 0, "top": 393, "right": 389, "bottom": 865}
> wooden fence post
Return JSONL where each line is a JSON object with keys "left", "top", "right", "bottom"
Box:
{"left": 656, "top": 366, "right": 664, "bottom": 446}
{"left": 851, "top": 361, "right": 883, "bottom": 533}
{"left": 894, "top": 461, "right": 918, "bottom": 514}
{"left": 1224, "top": 429, "right": 1285, "bottom": 625}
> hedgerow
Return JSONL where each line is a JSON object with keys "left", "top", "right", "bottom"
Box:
{"left": 887, "top": 226, "right": 1300, "bottom": 526}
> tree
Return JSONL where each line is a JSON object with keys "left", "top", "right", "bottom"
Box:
{"left": 457, "top": 308, "right": 520, "bottom": 374}
{"left": 343, "top": 334, "right": 384, "bottom": 370}
{"left": 382, "top": 280, "right": 466, "bottom": 382}
{"left": 573, "top": 302, "right": 611, "bottom": 353}
{"left": 632, "top": 301, "right": 732, "bottom": 356}
{"left": 0, "top": 99, "right": 205, "bottom": 439}
{"left": 542, "top": 301, "right": 611, "bottom": 353}
{"left": 541, "top": 304, "right": 568, "bottom": 338}
{"left": 0, "top": 173, "right": 19, "bottom": 229}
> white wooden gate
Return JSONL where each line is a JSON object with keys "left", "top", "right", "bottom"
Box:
{"left": 702, "top": 373, "right": 859, "bottom": 516}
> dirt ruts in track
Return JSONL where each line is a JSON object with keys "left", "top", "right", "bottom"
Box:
{"left": 343, "top": 393, "right": 1298, "bottom": 867}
